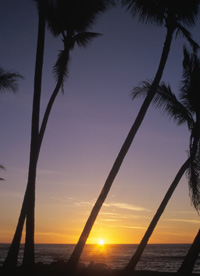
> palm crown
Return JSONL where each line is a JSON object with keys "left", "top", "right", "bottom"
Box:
{"left": 46, "top": 0, "right": 111, "bottom": 35}
{"left": 44, "top": 0, "right": 111, "bottom": 88}
{"left": 122, "top": 0, "right": 200, "bottom": 26}
{"left": 132, "top": 47, "right": 200, "bottom": 211}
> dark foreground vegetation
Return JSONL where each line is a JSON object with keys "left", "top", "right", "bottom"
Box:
{"left": 1, "top": 261, "right": 200, "bottom": 276}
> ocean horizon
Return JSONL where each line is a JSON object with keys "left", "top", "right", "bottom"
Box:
{"left": 1, "top": 243, "right": 200, "bottom": 273}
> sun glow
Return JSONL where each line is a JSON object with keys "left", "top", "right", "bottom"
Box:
{"left": 98, "top": 239, "right": 105, "bottom": 246}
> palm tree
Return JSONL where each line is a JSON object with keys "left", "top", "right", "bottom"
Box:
{"left": 178, "top": 228, "right": 200, "bottom": 275}
{"left": 123, "top": 46, "right": 200, "bottom": 274}
{"left": 4, "top": 0, "right": 111, "bottom": 269}
{"left": 3, "top": 0, "right": 46, "bottom": 268}
{"left": 67, "top": 0, "right": 200, "bottom": 272}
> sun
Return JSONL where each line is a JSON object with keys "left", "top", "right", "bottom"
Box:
{"left": 98, "top": 239, "right": 105, "bottom": 246}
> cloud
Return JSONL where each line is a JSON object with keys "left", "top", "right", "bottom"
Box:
{"left": 100, "top": 212, "right": 121, "bottom": 216}
{"left": 35, "top": 232, "right": 66, "bottom": 236}
{"left": 164, "top": 218, "right": 200, "bottom": 224}
{"left": 117, "top": 225, "right": 146, "bottom": 230}
{"left": 52, "top": 198, "right": 150, "bottom": 215}
{"left": 75, "top": 201, "right": 93, "bottom": 207}
{"left": 169, "top": 211, "right": 197, "bottom": 215}
{"left": 38, "top": 169, "right": 70, "bottom": 177}
{"left": 104, "top": 202, "right": 150, "bottom": 212}
{"left": 101, "top": 218, "right": 120, "bottom": 222}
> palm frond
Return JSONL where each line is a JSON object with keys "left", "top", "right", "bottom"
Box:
{"left": 188, "top": 148, "right": 200, "bottom": 212}
{"left": 132, "top": 80, "right": 194, "bottom": 129}
{"left": 53, "top": 49, "right": 70, "bottom": 88}
{"left": 132, "top": 80, "right": 151, "bottom": 100}
{"left": 74, "top": 32, "right": 102, "bottom": 47}
{"left": 122, "top": 0, "right": 200, "bottom": 26}
{"left": 0, "top": 68, "right": 23, "bottom": 93}
{"left": 122, "top": 0, "right": 165, "bottom": 25}
{"left": 176, "top": 24, "right": 199, "bottom": 51}
{"left": 155, "top": 82, "right": 194, "bottom": 127}
{"left": 0, "top": 165, "right": 5, "bottom": 170}
{"left": 46, "top": 0, "right": 112, "bottom": 36}
{"left": 0, "top": 165, "right": 5, "bottom": 181}
{"left": 180, "top": 47, "right": 200, "bottom": 115}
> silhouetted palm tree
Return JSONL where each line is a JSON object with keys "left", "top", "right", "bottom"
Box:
{"left": 124, "top": 46, "right": 200, "bottom": 273}
{"left": 178, "top": 228, "right": 200, "bottom": 275}
{"left": 4, "top": 0, "right": 111, "bottom": 269}
{"left": 3, "top": 0, "right": 46, "bottom": 268}
{"left": 67, "top": 0, "right": 200, "bottom": 272}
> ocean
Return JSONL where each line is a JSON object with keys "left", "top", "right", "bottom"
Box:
{"left": 0, "top": 244, "right": 200, "bottom": 273}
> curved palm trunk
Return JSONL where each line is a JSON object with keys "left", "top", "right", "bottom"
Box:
{"left": 67, "top": 25, "right": 175, "bottom": 274}
{"left": 123, "top": 157, "right": 191, "bottom": 274}
{"left": 22, "top": 156, "right": 38, "bottom": 268}
{"left": 3, "top": 3, "right": 46, "bottom": 268}
{"left": 177, "top": 228, "right": 200, "bottom": 275}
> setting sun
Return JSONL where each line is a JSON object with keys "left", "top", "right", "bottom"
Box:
{"left": 98, "top": 239, "right": 105, "bottom": 246}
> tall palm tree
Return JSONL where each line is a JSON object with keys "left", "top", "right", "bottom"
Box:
{"left": 4, "top": 0, "right": 111, "bottom": 269}
{"left": 67, "top": 0, "right": 200, "bottom": 272}
{"left": 3, "top": 0, "right": 46, "bottom": 268}
{"left": 123, "top": 46, "right": 200, "bottom": 273}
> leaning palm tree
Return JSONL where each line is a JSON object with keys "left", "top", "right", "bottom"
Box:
{"left": 123, "top": 46, "right": 200, "bottom": 274}
{"left": 178, "top": 228, "right": 200, "bottom": 275}
{"left": 4, "top": 0, "right": 111, "bottom": 269}
{"left": 67, "top": 0, "right": 200, "bottom": 272}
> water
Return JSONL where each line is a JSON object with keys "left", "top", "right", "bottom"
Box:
{"left": 1, "top": 244, "right": 200, "bottom": 273}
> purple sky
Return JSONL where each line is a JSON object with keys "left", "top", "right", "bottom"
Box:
{"left": 0, "top": 0, "right": 200, "bottom": 244}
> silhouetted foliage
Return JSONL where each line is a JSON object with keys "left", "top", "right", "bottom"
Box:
{"left": 133, "top": 47, "right": 200, "bottom": 211}
{"left": 4, "top": 0, "right": 112, "bottom": 270}
{"left": 122, "top": 0, "right": 199, "bottom": 26}
{"left": 0, "top": 165, "right": 5, "bottom": 181}
{"left": 0, "top": 67, "right": 23, "bottom": 93}
{"left": 69, "top": 0, "right": 200, "bottom": 274}
{"left": 124, "top": 47, "right": 200, "bottom": 273}
{"left": 0, "top": 68, "right": 23, "bottom": 182}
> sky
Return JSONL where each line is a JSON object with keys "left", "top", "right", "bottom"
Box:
{"left": 0, "top": 0, "right": 200, "bottom": 245}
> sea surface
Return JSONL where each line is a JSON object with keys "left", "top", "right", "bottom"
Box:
{"left": 0, "top": 244, "right": 200, "bottom": 273}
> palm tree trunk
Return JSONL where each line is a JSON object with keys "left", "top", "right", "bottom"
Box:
{"left": 66, "top": 25, "right": 175, "bottom": 274}
{"left": 123, "top": 157, "right": 191, "bottom": 274}
{"left": 3, "top": 3, "right": 46, "bottom": 268}
{"left": 22, "top": 49, "right": 68, "bottom": 267}
{"left": 22, "top": 157, "right": 37, "bottom": 268}
{"left": 177, "top": 228, "right": 200, "bottom": 275}
{"left": 3, "top": 193, "right": 27, "bottom": 267}
{"left": 22, "top": 2, "right": 46, "bottom": 267}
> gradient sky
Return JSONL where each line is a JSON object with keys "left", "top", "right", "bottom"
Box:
{"left": 1, "top": 0, "right": 200, "bottom": 245}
